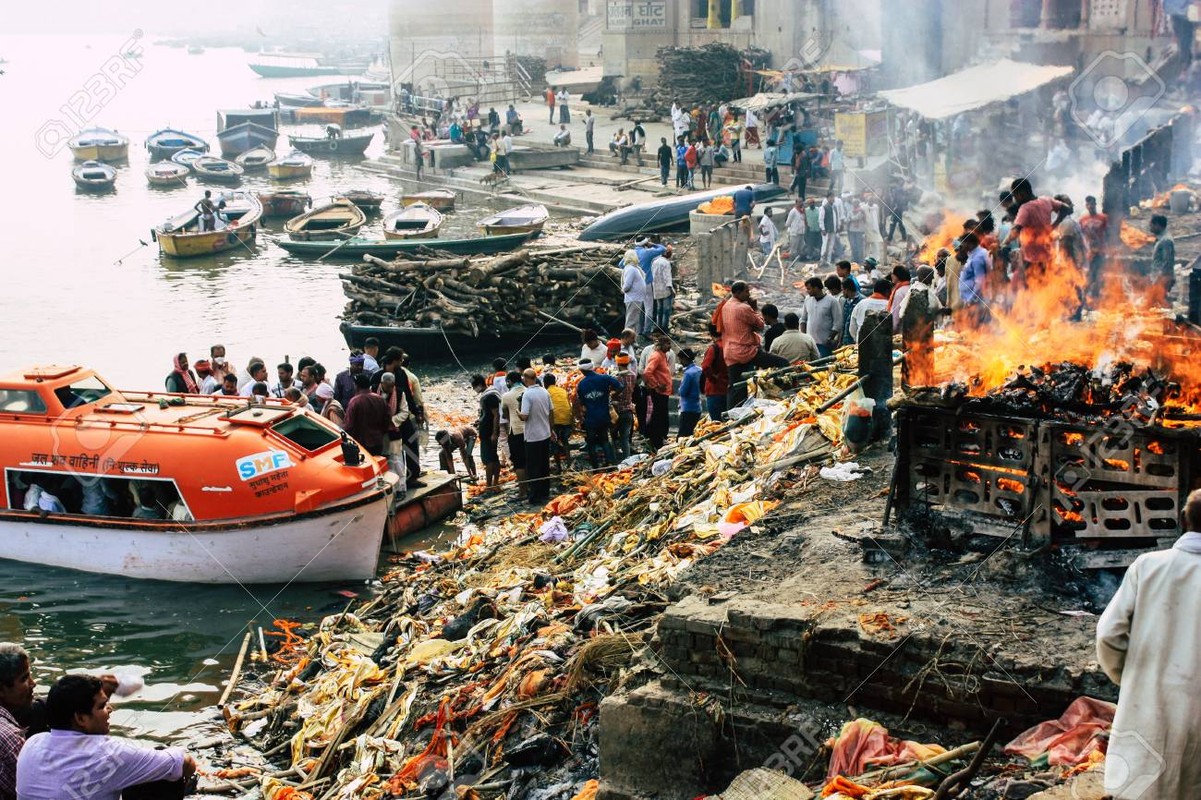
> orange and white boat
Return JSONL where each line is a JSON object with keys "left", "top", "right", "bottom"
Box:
{"left": 0, "top": 365, "right": 397, "bottom": 584}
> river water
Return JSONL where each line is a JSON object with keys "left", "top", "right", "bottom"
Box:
{"left": 0, "top": 32, "right": 497, "bottom": 735}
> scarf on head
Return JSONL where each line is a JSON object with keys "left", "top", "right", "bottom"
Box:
{"left": 173, "top": 355, "right": 198, "bottom": 393}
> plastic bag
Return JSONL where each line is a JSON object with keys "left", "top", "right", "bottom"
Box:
{"left": 842, "top": 394, "right": 875, "bottom": 453}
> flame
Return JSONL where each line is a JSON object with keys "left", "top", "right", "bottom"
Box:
{"left": 1061, "top": 432, "right": 1084, "bottom": 446}
{"left": 1120, "top": 221, "right": 1157, "bottom": 249}
{"left": 997, "top": 477, "right": 1025, "bottom": 493}
{"left": 1141, "top": 183, "right": 1193, "bottom": 209}
{"left": 1148, "top": 441, "right": 1165, "bottom": 454}
{"left": 1103, "top": 458, "right": 1130, "bottom": 471}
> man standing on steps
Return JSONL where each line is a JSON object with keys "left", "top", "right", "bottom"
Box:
{"left": 557, "top": 87, "right": 571, "bottom": 124}
{"left": 584, "top": 109, "right": 596, "bottom": 155}
{"left": 657, "top": 137, "right": 672, "bottom": 186}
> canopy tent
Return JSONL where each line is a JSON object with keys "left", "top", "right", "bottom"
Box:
{"left": 727, "top": 91, "right": 819, "bottom": 113}
{"left": 811, "top": 39, "right": 881, "bottom": 73}
{"left": 877, "top": 59, "right": 1074, "bottom": 120}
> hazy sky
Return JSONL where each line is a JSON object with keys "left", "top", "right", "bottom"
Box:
{"left": 0, "top": 0, "right": 386, "bottom": 36}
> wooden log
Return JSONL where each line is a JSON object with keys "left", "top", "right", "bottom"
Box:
{"left": 360, "top": 254, "right": 470, "bottom": 272}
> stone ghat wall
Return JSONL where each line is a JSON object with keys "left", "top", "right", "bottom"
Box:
{"left": 598, "top": 594, "right": 1117, "bottom": 800}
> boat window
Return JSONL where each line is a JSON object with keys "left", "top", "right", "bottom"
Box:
{"left": 5, "top": 470, "right": 191, "bottom": 521}
{"left": 272, "top": 413, "right": 340, "bottom": 451}
{"left": 0, "top": 390, "right": 47, "bottom": 414}
{"left": 53, "top": 376, "right": 112, "bottom": 409}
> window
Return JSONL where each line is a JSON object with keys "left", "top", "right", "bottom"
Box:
{"left": 0, "top": 390, "right": 47, "bottom": 414}
{"left": 6, "top": 470, "right": 189, "bottom": 521}
{"left": 54, "top": 376, "right": 112, "bottom": 409}
{"left": 272, "top": 414, "right": 340, "bottom": 452}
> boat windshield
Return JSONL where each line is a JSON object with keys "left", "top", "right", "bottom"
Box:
{"left": 54, "top": 376, "right": 113, "bottom": 409}
{"left": 272, "top": 413, "right": 339, "bottom": 452}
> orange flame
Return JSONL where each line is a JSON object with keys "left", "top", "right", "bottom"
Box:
{"left": 1120, "top": 221, "right": 1157, "bottom": 249}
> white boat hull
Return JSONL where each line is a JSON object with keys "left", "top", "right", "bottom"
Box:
{"left": 0, "top": 485, "right": 392, "bottom": 584}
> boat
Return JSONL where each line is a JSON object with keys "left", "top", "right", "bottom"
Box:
{"left": 291, "top": 107, "right": 374, "bottom": 127}
{"left": 145, "top": 129, "right": 208, "bottom": 161}
{"left": 192, "top": 156, "right": 244, "bottom": 183}
{"left": 67, "top": 127, "right": 129, "bottom": 162}
{"left": 187, "top": 44, "right": 205, "bottom": 55}
{"left": 235, "top": 146, "right": 276, "bottom": 171}
{"left": 257, "top": 189, "right": 312, "bottom": 218}
{"left": 268, "top": 150, "right": 314, "bottom": 180}
{"left": 477, "top": 204, "right": 549, "bottom": 236}
{"left": 339, "top": 189, "right": 384, "bottom": 213}
{"left": 340, "top": 320, "right": 585, "bottom": 359}
{"left": 0, "top": 364, "right": 396, "bottom": 583}
{"left": 275, "top": 91, "right": 325, "bottom": 108}
{"left": 248, "top": 53, "right": 344, "bottom": 78}
{"left": 215, "top": 109, "right": 279, "bottom": 158}
{"left": 145, "top": 161, "right": 189, "bottom": 187}
{"left": 309, "top": 79, "right": 392, "bottom": 113}
{"left": 152, "top": 190, "right": 263, "bottom": 258}
{"left": 284, "top": 199, "right": 366, "bottom": 241}
{"left": 72, "top": 161, "right": 116, "bottom": 191}
{"left": 383, "top": 203, "right": 443, "bottom": 240}
{"left": 277, "top": 230, "right": 536, "bottom": 259}
{"left": 171, "top": 148, "right": 206, "bottom": 170}
{"left": 401, "top": 188, "right": 456, "bottom": 212}
{"left": 578, "top": 183, "right": 787, "bottom": 241}
{"left": 288, "top": 129, "right": 374, "bottom": 157}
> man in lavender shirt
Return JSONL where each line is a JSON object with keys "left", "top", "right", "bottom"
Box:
{"left": 17, "top": 675, "right": 195, "bottom": 800}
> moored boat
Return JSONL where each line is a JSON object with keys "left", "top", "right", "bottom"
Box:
{"left": 67, "top": 127, "right": 129, "bottom": 162}
{"left": 0, "top": 364, "right": 395, "bottom": 583}
{"left": 72, "top": 160, "right": 116, "bottom": 191}
{"left": 192, "top": 155, "right": 244, "bottom": 183}
{"left": 257, "top": 189, "right": 312, "bottom": 218}
{"left": 275, "top": 91, "right": 325, "bottom": 108}
{"left": 146, "top": 129, "right": 208, "bottom": 161}
{"left": 401, "top": 188, "right": 456, "bottom": 212}
{"left": 268, "top": 150, "right": 314, "bottom": 180}
{"left": 340, "top": 320, "right": 580, "bottom": 359}
{"left": 145, "top": 161, "right": 189, "bottom": 187}
{"left": 277, "top": 230, "right": 535, "bottom": 259}
{"left": 339, "top": 189, "right": 384, "bottom": 213}
{"left": 284, "top": 199, "right": 366, "bottom": 241}
{"left": 216, "top": 109, "right": 280, "bottom": 158}
{"left": 288, "top": 129, "right": 374, "bottom": 157}
{"left": 152, "top": 190, "right": 262, "bottom": 258}
{"left": 382, "top": 203, "right": 443, "bottom": 240}
{"left": 248, "top": 53, "right": 343, "bottom": 78}
{"left": 171, "top": 148, "right": 206, "bottom": 170}
{"left": 235, "top": 145, "right": 276, "bottom": 171}
{"left": 477, "top": 204, "right": 549, "bottom": 236}
{"left": 578, "top": 182, "right": 787, "bottom": 241}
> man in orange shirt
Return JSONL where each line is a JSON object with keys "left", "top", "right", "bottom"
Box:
{"left": 721, "top": 281, "right": 788, "bottom": 407}
{"left": 642, "top": 336, "right": 673, "bottom": 452}
{"left": 545, "top": 87, "right": 556, "bottom": 125}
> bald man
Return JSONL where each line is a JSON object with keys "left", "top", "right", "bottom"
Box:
{"left": 1096, "top": 488, "right": 1201, "bottom": 798}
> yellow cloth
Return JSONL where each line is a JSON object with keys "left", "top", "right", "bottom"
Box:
{"left": 548, "top": 385, "right": 573, "bottom": 425}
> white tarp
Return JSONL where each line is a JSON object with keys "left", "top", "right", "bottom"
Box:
{"left": 728, "top": 92, "right": 819, "bottom": 113}
{"left": 878, "top": 59, "right": 1074, "bottom": 120}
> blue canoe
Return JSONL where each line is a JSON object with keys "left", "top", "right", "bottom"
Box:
{"left": 578, "top": 182, "right": 786, "bottom": 241}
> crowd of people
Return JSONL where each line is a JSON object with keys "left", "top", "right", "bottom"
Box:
{"left": 161, "top": 340, "right": 428, "bottom": 492}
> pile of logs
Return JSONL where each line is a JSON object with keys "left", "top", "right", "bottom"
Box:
{"left": 649, "top": 43, "right": 771, "bottom": 112}
{"left": 341, "top": 246, "right": 627, "bottom": 337}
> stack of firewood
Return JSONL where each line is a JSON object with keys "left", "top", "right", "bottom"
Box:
{"left": 648, "top": 43, "right": 772, "bottom": 112}
{"left": 341, "top": 246, "right": 627, "bottom": 337}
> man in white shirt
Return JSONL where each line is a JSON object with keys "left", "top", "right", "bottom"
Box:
{"left": 518, "top": 369, "right": 553, "bottom": 504}
{"left": 18, "top": 674, "right": 196, "bottom": 800}
{"left": 239, "top": 362, "right": 270, "bottom": 397}
{"left": 269, "top": 362, "right": 303, "bottom": 398}
{"left": 819, "top": 192, "right": 840, "bottom": 266}
{"left": 758, "top": 208, "right": 778, "bottom": 257}
{"left": 784, "top": 198, "right": 807, "bottom": 263}
{"left": 501, "top": 372, "right": 527, "bottom": 493}
{"left": 849, "top": 278, "right": 892, "bottom": 342}
{"left": 361, "top": 337, "right": 381, "bottom": 372}
{"left": 621, "top": 252, "right": 648, "bottom": 334}
{"left": 651, "top": 247, "right": 674, "bottom": 334}
{"left": 798, "top": 276, "right": 841, "bottom": 358}
{"left": 829, "top": 139, "right": 845, "bottom": 193}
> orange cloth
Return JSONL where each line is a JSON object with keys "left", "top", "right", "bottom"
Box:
{"left": 1003, "top": 696, "right": 1116, "bottom": 766}
{"left": 825, "top": 719, "right": 945, "bottom": 781}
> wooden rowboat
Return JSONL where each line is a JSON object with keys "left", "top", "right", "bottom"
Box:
{"left": 235, "top": 146, "right": 276, "bottom": 171}
{"left": 288, "top": 129, "right": 374, "bottom": 157}
{"left": 339, "top": 189, "right": 384, "bottom": 213}
{"left": 284, "top": 199, "right": 366, "bottom": 241}
{"left": 477, "top": 204, "right": 549, "bottom": 236}
{"left": 145, "top": 128, "right": 208, "bottom": 161}
{"left": 268, "top": 150, "right": 314, "bottom": 180}
{"left": 400, "top": 188, "right": 456, "bottom": 212}
{"left": 171, "top": 148, "right": 206, "bottom": 170}
{"left": 146, "top": 161, "right": 189, "bottom": 188}
{"left": 276, "top": 230, "right": 536, "bottom": 259}
{"left": 152, "top": 190, "right": 262, "bottom": 258}
{"left": 192, "top": 156, "right": 244, "bottom": 183}
{"left": 68, "top": 127, "right": 129, "bottom": 162}
{"left": 72, "top": 161, "right": 117, "bottom": 191}
{"left": 382, "top": 203, "right": 443, "bottom": 240}
{"left": 257, "top": 189, "right": 312, "bottom": 218}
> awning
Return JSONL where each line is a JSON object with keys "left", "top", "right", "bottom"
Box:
{"left": 728, "top": 92, "right": 819, "bottom": 112}
{"left": 811, "top": 39, "right": 881, "bottom": 73}
{"left": 878, "top": 59, "right": 1074, "bottom": 120}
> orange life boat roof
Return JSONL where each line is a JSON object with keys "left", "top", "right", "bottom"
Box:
{"left": 0, "top": 366, "right": 384, "bottom": 522}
